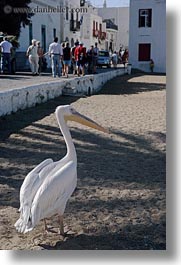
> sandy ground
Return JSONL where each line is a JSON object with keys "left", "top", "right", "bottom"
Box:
{"left": 0, "top": 72, "right": 166, "bottom": 250}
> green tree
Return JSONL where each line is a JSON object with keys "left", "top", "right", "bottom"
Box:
{"left": 0, "top": 0, "right": 33, "bottom": 37}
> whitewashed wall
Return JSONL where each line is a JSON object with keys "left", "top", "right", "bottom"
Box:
{"left": 0, "top": 69, "right": 125, "bottom": 117}
{"left": 129, "top": 0, "right": 166, "bottom": 73}
{"left": 18, "top": 0, "right": 62, "bottom": 52}
{"left": 98, "top": 7, "right": 129, "bottom": 51}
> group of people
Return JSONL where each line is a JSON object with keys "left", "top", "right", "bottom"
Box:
{"left": 109, "top": 48, "right": 129, "bottom": 69}
{"left": 26, "top": 37, "right": 100, "bottom": 78}
{"left": 0, "top": 36, "right": 130, "bottom": 77}
{"left": 48, "top": 38, "right": 100, "bottom": 78}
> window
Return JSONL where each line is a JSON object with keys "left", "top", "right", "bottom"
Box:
{"left": 29, "top": 22, "right": 33, "bottom": 45}
{"left": 66, "top": 6, "right": 69, "bottom": 20}
{"left": 41, "top": 25, "right": 46, "bottom": 52}
{"left": 93, "top": 21, "right": 95, "bottom": 30}
{"left": 76, "top": 11, "right": 79, "bottom": 22}
{"left": 53, "top": 28, "right": 56, "bottom": 39}
{"left": 139, "top": 9, "right": 152, "bottom": 27}
{"left": 99, "top": 23, "right": 102, "bottom": 33}
{"left": 70, "top": 12, "right": 75, "bottom": 31}
{"left": 71, "top": 11, "right": 74, "bottom": 21}
{"left": 96, "top": 22, "right": 98, "bottom": 30}
{"left": 99, "top": 51, "right": 109, "bottom": 57}
{"left": 138, "top": 43, "right": 151, "bottom": 61}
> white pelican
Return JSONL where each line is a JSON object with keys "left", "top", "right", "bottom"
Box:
{"left": 14, "top": 105, "right": 108, "bottom": 235}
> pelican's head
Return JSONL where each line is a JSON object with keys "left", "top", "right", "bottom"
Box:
{"left": 56, "top": 105, "right": 109, "bottom": 134}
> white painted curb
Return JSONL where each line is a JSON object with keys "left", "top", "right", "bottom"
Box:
{"left": 0, "top": 68, "right": 125, "bottom": 116}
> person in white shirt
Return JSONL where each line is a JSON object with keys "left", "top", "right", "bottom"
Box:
{"left": 93, "top": 42, "right": 99, "bottom": 74}
{"left": 112, "top": 51, "right": 118, "bottom": 68}
{"left": 26, "top": 39, "right": 39, "bottom": 75}
{"left": 0, "top": 37, "right": 12, "bottom": 74}
{"left": 48, "top": 37, "right": 63, "bottom": 78}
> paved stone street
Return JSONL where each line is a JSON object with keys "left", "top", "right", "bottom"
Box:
{"left": 0, "top": 72, "right": 166, "bottom": 250}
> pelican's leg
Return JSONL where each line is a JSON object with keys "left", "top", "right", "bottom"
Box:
{"left": 59, "top": 216, "right": 76, "bottom": 237}
{"left": 43, "top": 219, "right": 48, "bottom": 231}
{"left": 44, "top": 219, "right": 48, "bottom": 232}
{"left": 44, "top": 219, "right": 53, "bottom": 233}
{"left": 43, "top": 219, "right": 57, "bottom": 234}
{"left": 59, "top": 215, "right": 65, "bottom": 236}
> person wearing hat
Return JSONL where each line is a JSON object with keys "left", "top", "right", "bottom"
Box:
{"left": 26, "top": 39, "right": 39, "bottom": 75}
{"left": 74, "top": 42, "right": 86, "bottom": 76}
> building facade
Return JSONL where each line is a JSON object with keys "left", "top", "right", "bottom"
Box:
{"left": 16, "top": 0, "right": 131, "bottom": 70}
{"left": 129, "top": 0, "right": 166, "bottom": 73}
{"left": 60, "top": 0, "right": 83, "bottom": 46}
{"left": 17, "top": 0, "right": 85, "bottom": 69}
{"left": 98, "top": 6, "right": 129, "bottom": 51}
{"left": 79, "top": 3, "right": 106, "bottom": 49}
{"left": 103, "top": 19, "right": 118, "bottom": 53}
{"left": 17, "top": 0, "right": 62, "bottom": 69}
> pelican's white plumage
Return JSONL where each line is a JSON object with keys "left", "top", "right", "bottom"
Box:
{"left": 15, "top": 105, "right": 108, "bottom": 234}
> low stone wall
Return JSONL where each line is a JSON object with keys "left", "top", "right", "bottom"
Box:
{"left": 0, "top": 68, "right": 125, "bottom": 116}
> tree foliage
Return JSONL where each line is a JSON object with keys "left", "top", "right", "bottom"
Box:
{"left": 0, "top": 0, "right": 33, "bottom": 37}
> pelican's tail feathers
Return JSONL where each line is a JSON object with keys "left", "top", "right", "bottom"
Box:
{"left": 14, "top": 205, "right": 34, "bottom": 234}
{"left": 14, "top": 218, "right": 26, "bottom": 233}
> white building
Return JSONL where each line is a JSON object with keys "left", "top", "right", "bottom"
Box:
{"left": 59, "top": 0, "right": 82, "bottom": 46}
{"left": 129, "top": 0, "right": 166, "bottom": 73}
{"left": 98, "top": 5, "right": 129, "bottom": 51}
{"left": 17, "top": 0, "right": 62, "bottom": 69}
{"left": 16, "top": 0, "right": 125, "bottom": 69}
{"left": 18, "top": 0, "right": 64, "bottom": 51}
{"left": 17, "top": 0, "right": 85, "bottom": 69}
{"left": 102, "top": 19, "right": 118, "bottom": 53}
{"left": 79, "top": 3, "right": 106, "bottom": 50}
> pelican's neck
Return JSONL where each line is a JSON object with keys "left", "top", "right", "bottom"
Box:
{"left": 57, "top": 114, "right": 77, "bottom": 162}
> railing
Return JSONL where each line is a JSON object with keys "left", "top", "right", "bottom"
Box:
{"left": 106, "top": 22, "right": 118, "bottom": 31}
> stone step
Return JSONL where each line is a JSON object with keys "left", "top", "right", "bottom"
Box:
{"left": 62, "top": 86, "right": 77, "bottom": 95}
{"left": 62, "top": 86, "right": 86, "bottom": 97}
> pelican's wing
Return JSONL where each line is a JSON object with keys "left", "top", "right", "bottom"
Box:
{"left": 15, "top": 156, "right": 72, "bottom": 233}
{"left": 19, "top": 159, "right": 54, "bottom": 208}
{"left": 24, "top": 160, "right": 77, "bottom": 233}
{"left": 15, "top": 159, "right": 55, "bottom": 232}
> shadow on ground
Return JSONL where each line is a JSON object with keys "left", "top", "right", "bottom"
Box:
{"left": 98, "top": 72, "right": 166, "bottom": 95}
{"left": 39, "top": 223, "right": 166, "bottom": 250}
{"left": 0, "top": 95, "right": 80, "bottom": 140}
{"left": 0, "top": 124, "right": 166, "bottom": 197}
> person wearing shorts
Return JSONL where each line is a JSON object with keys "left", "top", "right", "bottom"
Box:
{"left": 63, "top": 42, "right": 71, "bottom": 78}
{"left": 74, "top": 42, "right": 86, "bottom": 76}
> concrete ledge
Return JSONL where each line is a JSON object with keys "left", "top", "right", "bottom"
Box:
{"left": 0, "top": 68, "right": 125, "bottom": 116}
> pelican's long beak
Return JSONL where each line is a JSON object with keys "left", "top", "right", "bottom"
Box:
{"left": 65, "top": 110, "right": 109, "bottom": 134}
